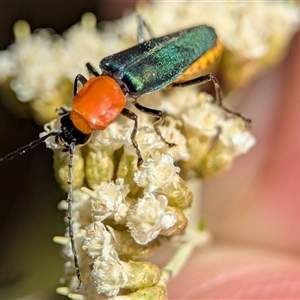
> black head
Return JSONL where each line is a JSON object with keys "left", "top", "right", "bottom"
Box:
{"left": 60, "top": 113, "right": 91, "bottom": 147}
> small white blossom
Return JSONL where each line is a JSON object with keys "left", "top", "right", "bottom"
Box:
{"left": 68, "top": 189, "right": 92, "bottom": 227}
{"left": 219, "top": 118, "right": 256, "bottom": 155}
{"left": 39, "top": 118, "right": 63, "bottom": 149}
{"left": 159, "top": 118, "right": 189, "bottom": 162}
{"left": 159, "top": 88, "right": 200, "bottom": 118}
{"left": 134, "top": 153, "right": 180, "bottom": 193}
{"left": 182, "top": 93, "right": 224, "bottom": 138}
{"left": 92, "top": 249, "right": 128, "bottom": 296}
{"left": 8, "top": 31, "right": 63, "bottom": 102}
{"left": 86, "top": 178, "right": 130, "bottom": 222}
{"left": 61, "top": 15, "right": 105, "bottom": 80}
{"left": 83, "top": 221, "right": 112, "bottom": 258}
{"left": 127, "top": 193, "right": 177, "bottom": 244}
{"left": 123, "top": 126, "right": 165, "bottom": 158}
{"left": 88, "top": 122, "right": 127, "bottom": 152}
{"left": 60, "top": 227, "right": 86, "bottom": 262}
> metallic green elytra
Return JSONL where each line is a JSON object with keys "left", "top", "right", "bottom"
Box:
{"left": 100, "top": 25, "right": 218, "bottom": 96}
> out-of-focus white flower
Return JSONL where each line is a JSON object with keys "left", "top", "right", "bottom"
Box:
{"left": 0, "top": 51, "right": 15, "bottom": 82}
{"left": 140, "top": 1, "right": 300, "bottom": 59}
{"left": 159, "top": 88, "right": 200, "bottom": 118}
{"left": 182, "top": 93, "right": 224, "bottom": 138}
{"left": 9, "top": 30, "right": 63, "bottom": 102}
{"left": 219, "top": 117, "right": 256, "bottom": 155}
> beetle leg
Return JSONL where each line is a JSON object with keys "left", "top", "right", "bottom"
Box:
{"left": 121, "top": 108, "right": 143, "bottom": 166}
{"left": 174, "top": 73, "right": 222, "bottom": 104}
{"left": 172, "top": 73, "right": 251, "bottom": 127}
{"left": 134, "top": 102, "right": 176, "bottom": 147}
{"left": 137, "top": 14, "right": 154, "bottom": 43}
{"left": 74, "top": 74, "right": 88, "bottom": 96}
{"left": 86, "top": 62, "right": 100, "bottom": 77}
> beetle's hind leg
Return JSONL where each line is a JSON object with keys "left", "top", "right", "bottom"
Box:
{"left": 134, "top": 102, "right": 176, "bottom": 148}
{"left": 172, "top": 73, "right": 251, "bottom": 127}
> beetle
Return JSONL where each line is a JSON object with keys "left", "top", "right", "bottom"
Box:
{"left": 0, "top": 16, "right": 250, "bottom": 290}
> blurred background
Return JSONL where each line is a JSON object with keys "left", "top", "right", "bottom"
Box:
{"left": 0, "top": 1, "right": 136, "bottom": 298}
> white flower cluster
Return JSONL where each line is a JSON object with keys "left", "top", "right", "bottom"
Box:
{"left": 139, "top": 1, "right": 300, "bottom": 59}
{"left": 84, "top": 222, "right": 128, "bottom": 297}
{"left": 0, "top": 13, "right": 110, "bottom": 103}
{"left": 152, "top": 90, "right": 256, "bottom": 176}
{"left": 128, "top": 154, "right": 180, "bottom": 243}
{"left": 84, "top": 155, "right": 180, "bottom": 240}
{"left": 60, "top": 151, "right": 182, "bottom": 297}
{"left": 134, "top": 154, "right": 180, "bottom": 193}
{"left": 182, "top": 93, "right": 256, "bottom": 155}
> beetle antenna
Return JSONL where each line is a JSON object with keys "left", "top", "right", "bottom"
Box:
{"left": 0, "top": 130, "right": 62, "bottom": 165}
{"left": 67, "top": 142, "right": 82, "bottom": 290}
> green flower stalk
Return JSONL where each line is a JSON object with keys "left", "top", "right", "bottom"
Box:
{"left": 0, "top": 1, "right": 299, "bottom": 299}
